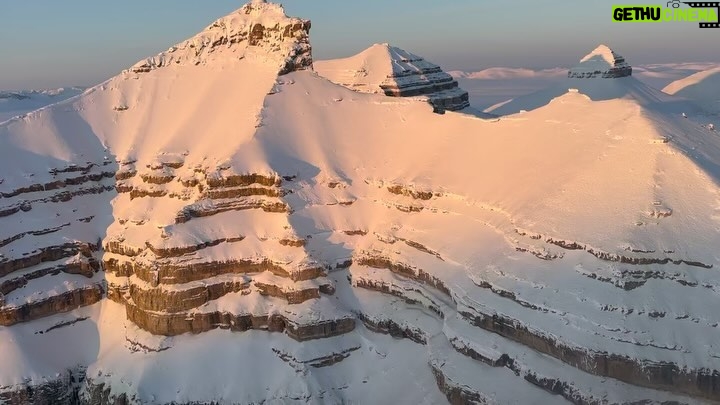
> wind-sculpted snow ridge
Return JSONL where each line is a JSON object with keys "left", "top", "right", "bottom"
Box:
{"left": 3, "top": 3, "right": 720, "bottom": 404}
{"left": 314, "top": 43, "right": 470, "bottom": 113}
{"left": 663, "top": 66, "right": 720, "bottom": 113}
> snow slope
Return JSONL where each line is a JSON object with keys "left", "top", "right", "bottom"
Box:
{"left": 0, "top": 88, "right": 85, "bottom": 123}
{"left": 2, "top": 3, "right": 720, "bottom": 404}
{"left": 663, "top": 66, "right": 720, "bottom": 112}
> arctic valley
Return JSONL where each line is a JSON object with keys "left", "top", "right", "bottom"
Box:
{"left": 2, "top": 1, "right": 720, "bottom": 404}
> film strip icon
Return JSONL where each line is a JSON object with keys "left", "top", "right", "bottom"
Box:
{"left": 684, "top": 1, "right": 720, "bottom": 27}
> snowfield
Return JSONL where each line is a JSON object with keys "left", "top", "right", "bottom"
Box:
{"left": 663, "top": 66, "right": 720, "bottom": 113}
{"left": 451, "top": 61, "right": 719, "bottom": 111}
{"left": 0, "top": 88, "right": 86, "bottom": 124}
{"left": 1, "top": 2, "right": 720, "bottom": 404}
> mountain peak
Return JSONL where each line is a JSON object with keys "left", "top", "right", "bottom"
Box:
{"left": 580, "top": 44, "right": 617, "bottom": 65}
{"left": 128, "top": 1, "right": 312, "bottom": 75}
{"left": 569, "top": 44, "right": 632, "bottom": 79}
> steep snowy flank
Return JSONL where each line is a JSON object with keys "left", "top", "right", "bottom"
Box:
{"left": 314, "top": 43, "right": 470, "bottom": 113}
{"left": 663, "top": 66, "right": 720, "bottom": 112}
{"left": 3, "top": 3, "right": 720, "bottom": 404}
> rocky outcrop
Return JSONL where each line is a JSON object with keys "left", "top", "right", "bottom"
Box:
{"left": 357, "top": 312, "right": 427, "bottom": 344}
{"left": 124, "top": 301, "right": 355, "bottom": 340}
{"left": 0, "top": 285, "right": 104, "bottom": 327}
{"left": 121, "top": 278, "right": 251, "bottom": 312}
{"left": 458, "top": 304, "right": 720, "bottom": 399}
{"left": 355, "top": 254, "right": 452, "bottom": 297}
{"left": 174, "top": 198, "right": 290, "bottom": 223}
{"left": 386, "top": 183, "right": 436, "bottom": 200}
{"left": 104, "top": 253, "right": 323, "bottom": 285}
{"left": 431, "top": 362, "right": 488, "bottom": 405}
{"left": 0, "top": 369, "right": 81, "bottom": 405}
{"left": 0, "top": 260, "right": 97, "bottom": 303}
{"left": 0, "top": 242, "right": 100, "bottom": 278}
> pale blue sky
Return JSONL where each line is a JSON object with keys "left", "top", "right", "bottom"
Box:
{"left": 1, "top": 0, "right": 718, "bottom": 89}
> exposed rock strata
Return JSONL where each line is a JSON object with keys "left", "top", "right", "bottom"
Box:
{"left": 0, "top": 285, "right": 104, "bottom": 327}
{"left": 124, "top": 301, "right": 355, "bottom": 340}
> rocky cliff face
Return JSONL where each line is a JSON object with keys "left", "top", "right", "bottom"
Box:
{"left": 314, "top": 43, "right": 470, "bottom": 113}
{"left": 2, "top": 3, "right": 720, "bottom": 405}
{"left": 568, "top": 44, "right": 632, "bottom": 79}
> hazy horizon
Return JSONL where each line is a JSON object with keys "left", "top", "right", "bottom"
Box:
{"left": 2, "top": 0, "right": 719, "bottom": 90}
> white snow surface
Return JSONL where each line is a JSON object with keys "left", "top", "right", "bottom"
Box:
{"left": 663, "top": 66, "right": 720, "bottom": 112}
{"left": 1, "top": 3, "right": 720, "bottom": 404}
{"left": 0, "top": 88, "right": 86, "bottom": 123}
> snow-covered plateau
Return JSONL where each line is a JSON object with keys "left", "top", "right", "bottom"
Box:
{"left": 0, "top": 88, "right": 86, "bottom": 124}
{"left": 2, "top": 2, "right": 720, "bottom": 404}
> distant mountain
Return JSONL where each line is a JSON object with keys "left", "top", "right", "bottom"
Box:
{"left": 448, "top": 67, "right": 567, "bottom": 80}
{"left": 2, "top": 3, "right": 720, "bottom": 405}
{"left": 663, "top": 66, "right": 720, "bottom": 112}
{"left": 449, "top": 62, "right": 718, "bottom": 110}
{"left": 314, "top": 43, "right": 470, "bottom": 113}
{"left": 484, "top": 45, "right": 686, "bottom": 116}
{"left": 567, "top": 44, "right": 632, "bottom": 79}
{"left": 0, "top": 88, "right": 86, "bottom": 123}
{"left": 449, "top": 62, "right": 718, "bottom": 83}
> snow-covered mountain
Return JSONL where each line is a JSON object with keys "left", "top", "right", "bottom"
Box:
{"left": 450, "top": 62, "right": 718, "bottom": 110}
{"left": 663, "top": 66, "right": 720, "bottom": 112}
{"left": 567, "top": 45, "right": 632, "bottom": 79}
{"left": 2, "top": 2, "right": 720, "bottom": 404}
{"left": 314, "top": 43, "right": 470, "bottom": 113}
{"left": 0, "top": 88, "right": 86, "bottom": 123}
{"left": 485, "top": 45, "right": 688, "bottom": 116}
